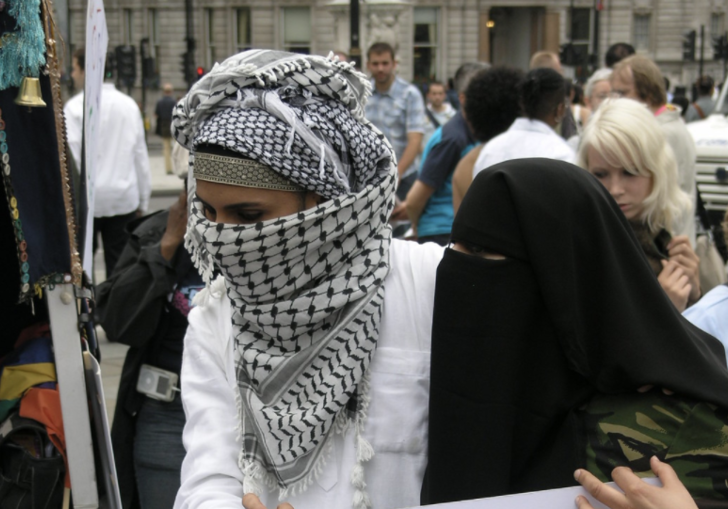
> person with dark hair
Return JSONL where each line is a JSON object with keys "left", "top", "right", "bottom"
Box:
{"left": 403, "top": 62, "right": 488, "bottom": 245}
{"left": 686, "top": 75, "right": 716, "bottom": 122}
{"left": 605, "top": 42, "right": 635, "bottom": 68}
{"left": 472, "top": 68, "right": 574, "bottom": 178}
{"left": 446, "top": 77, "right": 460, "bottom": 110}
{"left": 365, "top": 42, "right": 425, "bottom": 201}
{"left": 451, "top": 66, "right": 524, "bottom": 212}
{"left": 64, "top": 47, "right": 151, "bottom": 278}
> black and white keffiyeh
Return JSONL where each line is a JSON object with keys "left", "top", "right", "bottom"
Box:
{"left": 173, "top": 50, "right": 397, "bottom": 508}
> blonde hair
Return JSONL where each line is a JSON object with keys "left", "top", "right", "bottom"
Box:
{"left": 576, "top": 98, "right": 692, "bottom": 234}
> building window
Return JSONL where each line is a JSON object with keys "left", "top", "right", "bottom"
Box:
{"left": 236, "top": 8, "right": 252, "bottom": 53}
{"left": 282, "top": 7, "right": 311, "bottom": 54}
{"left": 633, "top": 13, "right": 651, "bottom": 51}
{"left": 147, "top": 9, "right": 160, "bottom": 59}
{"left": 123, "top": 9, "right": 133, "bottom": 45}
{"left": 204, "top": 8, "right": 217, "bottom": 68}
{"left": 413, "top": 7, "right": 438, "bottom": 85}
{"left": 568, "top": 7, "right": 591, "bottom": 75}
{"left": 712, "top": 12, "right": 725, "bottom": 38}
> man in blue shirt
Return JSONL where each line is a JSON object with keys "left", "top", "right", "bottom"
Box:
{"left": 404, "top": 63, "right": 487, "bottom": 245}
{"left": 365, "top": 42, "right": 426, "bottom": 200}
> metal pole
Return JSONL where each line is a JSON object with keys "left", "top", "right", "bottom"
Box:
{"left": 700, "top": 24, "right": 705, "bottom": 79}
{"left": 724, "top": 31, "right": 727, "bottom": 84}
{"left": 592, "top": 1, "right": 600, "bottom": 70}
{"left": 350, "top": 0, "right": 361, "bottom": 70}
{"left": 185, "top": 0, "right": 195, "bottom": 89}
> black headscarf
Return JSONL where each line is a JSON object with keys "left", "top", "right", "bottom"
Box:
{"left": 423, "top": 158, "right": 728, "bottom": 504}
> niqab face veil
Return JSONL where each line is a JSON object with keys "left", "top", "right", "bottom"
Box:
{"left": 424, "top": 158, "right": 728, "bottom": 504}
{"left": 172, "top": 50, "right": 397, "bottom": 507}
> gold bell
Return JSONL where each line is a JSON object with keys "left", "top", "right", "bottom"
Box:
{"left": 15, "top": 77, "right": 47, "bottom": 108}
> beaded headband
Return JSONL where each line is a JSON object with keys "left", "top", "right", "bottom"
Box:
{"left": 193, "top": 152, "right": 303, "bottom": 192}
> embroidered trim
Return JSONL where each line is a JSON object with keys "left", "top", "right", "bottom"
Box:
{"left": 194, "top": 152, "right": 304, "bottom": 192}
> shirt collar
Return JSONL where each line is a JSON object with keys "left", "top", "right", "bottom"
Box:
{"left": 510, "top": 117, "right": 556, "bottom": 135}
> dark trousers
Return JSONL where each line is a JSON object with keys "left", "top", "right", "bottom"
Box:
{"left": 93, "top": 211, "right": 137, "bottom": 278}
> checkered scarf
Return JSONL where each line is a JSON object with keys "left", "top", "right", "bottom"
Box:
{"left": 173, "top": 50, "right": 397, "bottom": 507}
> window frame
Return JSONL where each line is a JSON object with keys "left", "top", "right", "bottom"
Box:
{"left": 412, "top": 6, "right": 441, "bottom": 85}
{"left": 633, "top": 12, "right": 652, "bottom": 52}
{"left": 280, "top": 6, "right": 312, "bottom": 55}
{"left": 204, "top": 8, "right": 217, "bottom": 69}
{"left": 235, "top": 7, "right": 252, "bottom": 54}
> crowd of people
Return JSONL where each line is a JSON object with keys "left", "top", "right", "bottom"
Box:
{"left": 61, "top": 39, "right": 728, "bottom": 509}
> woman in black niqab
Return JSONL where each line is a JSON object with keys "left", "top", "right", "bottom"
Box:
{"left": 422, "top": 158, "right": 728, "bottom": 504}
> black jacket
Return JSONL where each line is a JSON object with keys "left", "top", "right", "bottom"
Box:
{"left": 96, "top": 210, "right": 192, "bottom": 509}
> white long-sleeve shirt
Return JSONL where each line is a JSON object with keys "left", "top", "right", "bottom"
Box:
{"left": 473, "top": 118, "right": 576, "bottom": 178}
{"left": 64, "top": 83, "right": 151, "bottom": 216}
{"left": 174, "top": 239, "right": 444, "bottom": 509}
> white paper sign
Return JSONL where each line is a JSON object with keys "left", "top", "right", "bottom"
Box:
{"left": 82, "top": 0, "right": 108, "bottom": 276}
{"left": 403, "top": 478, "right": 662, "bottom": 509}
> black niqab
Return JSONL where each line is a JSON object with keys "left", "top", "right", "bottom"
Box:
{"left": 423, "top": 158, "right": 728, "bottom": 504}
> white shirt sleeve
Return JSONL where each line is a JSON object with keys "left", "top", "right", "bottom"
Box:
{"left": 175, "top": 296, "right": 245, "bottom": 509}
{"left": 63, "top": 96, "right": 83, "bottom": 170}
{"left": 133, "top": 111, "right": 152, "bottom": 213}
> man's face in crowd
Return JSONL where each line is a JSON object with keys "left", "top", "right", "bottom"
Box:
{"left": 610, "top": 69, "right": 639, "bottom": 102}
{"left": 367, "top": 51, "right": 396, "bottom": 87}
{"left": 196, "top": 179, "right": 319, "bottom": 225}
{"left": 427, "top": 84, "right": 446, "bottom": 109}
{"left": 71, "top": 57, "right": 85, "bottom": 91}
{"left": 586, "top": 80, "right": 612, "bottom": 112}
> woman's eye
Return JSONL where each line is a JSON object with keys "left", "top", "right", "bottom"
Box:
{"left": 592, "top": 171, "right": 607, "bottom": 179}
{"left": 237, "top": 210, "right": 264, "bottom": 223}
{"left": 202, "top": 205, "right": 216, "bottom": 220}
{"left": 622, "top": 170, "right": 635, "bottom": 177}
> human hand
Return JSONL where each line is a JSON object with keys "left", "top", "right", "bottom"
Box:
{"left": 657, "top": 260, "right": 691, "bottom": 312}
{"left": 574, "top": 456, "right": 698, "bottom": 509}
{"left": 667, "top": 236, "right": 700, "bottom": 303}
{"left": 160, "top": 190, "right": 188, "bottom": 261}
{"left": 242, "top": 493, "right": 294, "bottom": 509}
{"left": 390, "top": 200, "right": 409, "bottom": 222}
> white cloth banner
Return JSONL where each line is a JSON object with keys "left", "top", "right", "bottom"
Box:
{"left": 82, "top": 0, "right": 108, "bottom": 276}
{"left": 402, "top": 478, "right": 661, "bottom": 509}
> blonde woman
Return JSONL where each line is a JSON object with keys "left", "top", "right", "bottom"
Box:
{"left": 577, "top": 98, "right": 699, "bottom": 311}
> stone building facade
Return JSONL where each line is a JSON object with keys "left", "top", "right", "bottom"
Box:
{"left": 61, "top": 0, "right": 728, "bottom": 118}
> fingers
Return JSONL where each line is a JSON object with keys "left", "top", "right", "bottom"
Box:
{"left": 611, "top": 465, "right": 649, "bottom": 494}
{"left": 574, "top": 469, "right": 628, "bottom": 509}
{"left": 575, "top": 496, "right": 596, "bottom": 509}
{"left": 277, "top": 504, "right": 295, "bottom": 509}
{"left": 242, "top": 494, "right": 267, "bottom": 509}
{"left": 650, "top": 456, "right": 680, "bottom": 488}
{"left": 667, "top": 235, "right": 690, "bottom": 251}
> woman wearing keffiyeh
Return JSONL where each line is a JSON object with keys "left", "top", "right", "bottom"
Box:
{"left": 172, "top": 50, "right": 443, "bottom": 509}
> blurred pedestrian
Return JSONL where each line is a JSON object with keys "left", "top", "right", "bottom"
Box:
{"left": 405, "top": 63, "right": 487, "bottom": 245}
{"left": 422, "top": 81, "right": 457, "bottom": 148}
{"left": 577, "top": 98, "right": 698, "bottom": 311}
{"left": 605, "top": 42, "right": 635, "bottom": 68}
{"left": 365, "top": 42, "right": 426, "bottom": 201}
{"left": 64, "top": 47, "right": 151, "bottom": 278}
{"left": 611, "top": 55, "right": 697, "bottom": 244}
{"left": 530, "top": 50, "right": 577, "bottom": 140}
{"left": 155, "top": 83, "right": 177, "bottom": 174}
{"left": 473, "top": 67, "right": 575, "bottom": 178}
{"left": 97, "top": 153, "right": 197, "bottom": 509}
{"left": 450, "top": 66, "right": 524, "bottom": 212}
{"left": 583, "top": 68, "right": 612, "bottom": 113}
{"left": 685, "top": 75, "right": 716, "bottom": 122}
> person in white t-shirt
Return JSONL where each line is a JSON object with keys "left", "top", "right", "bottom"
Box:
{"left": 64, "top": 48, "right": 151, "bottom": 277}
{"left": 171, "top": 50, "right": 443, "bottom": 509}
{"left": 473, "top": 67, "right": 575, "bottom": 179}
